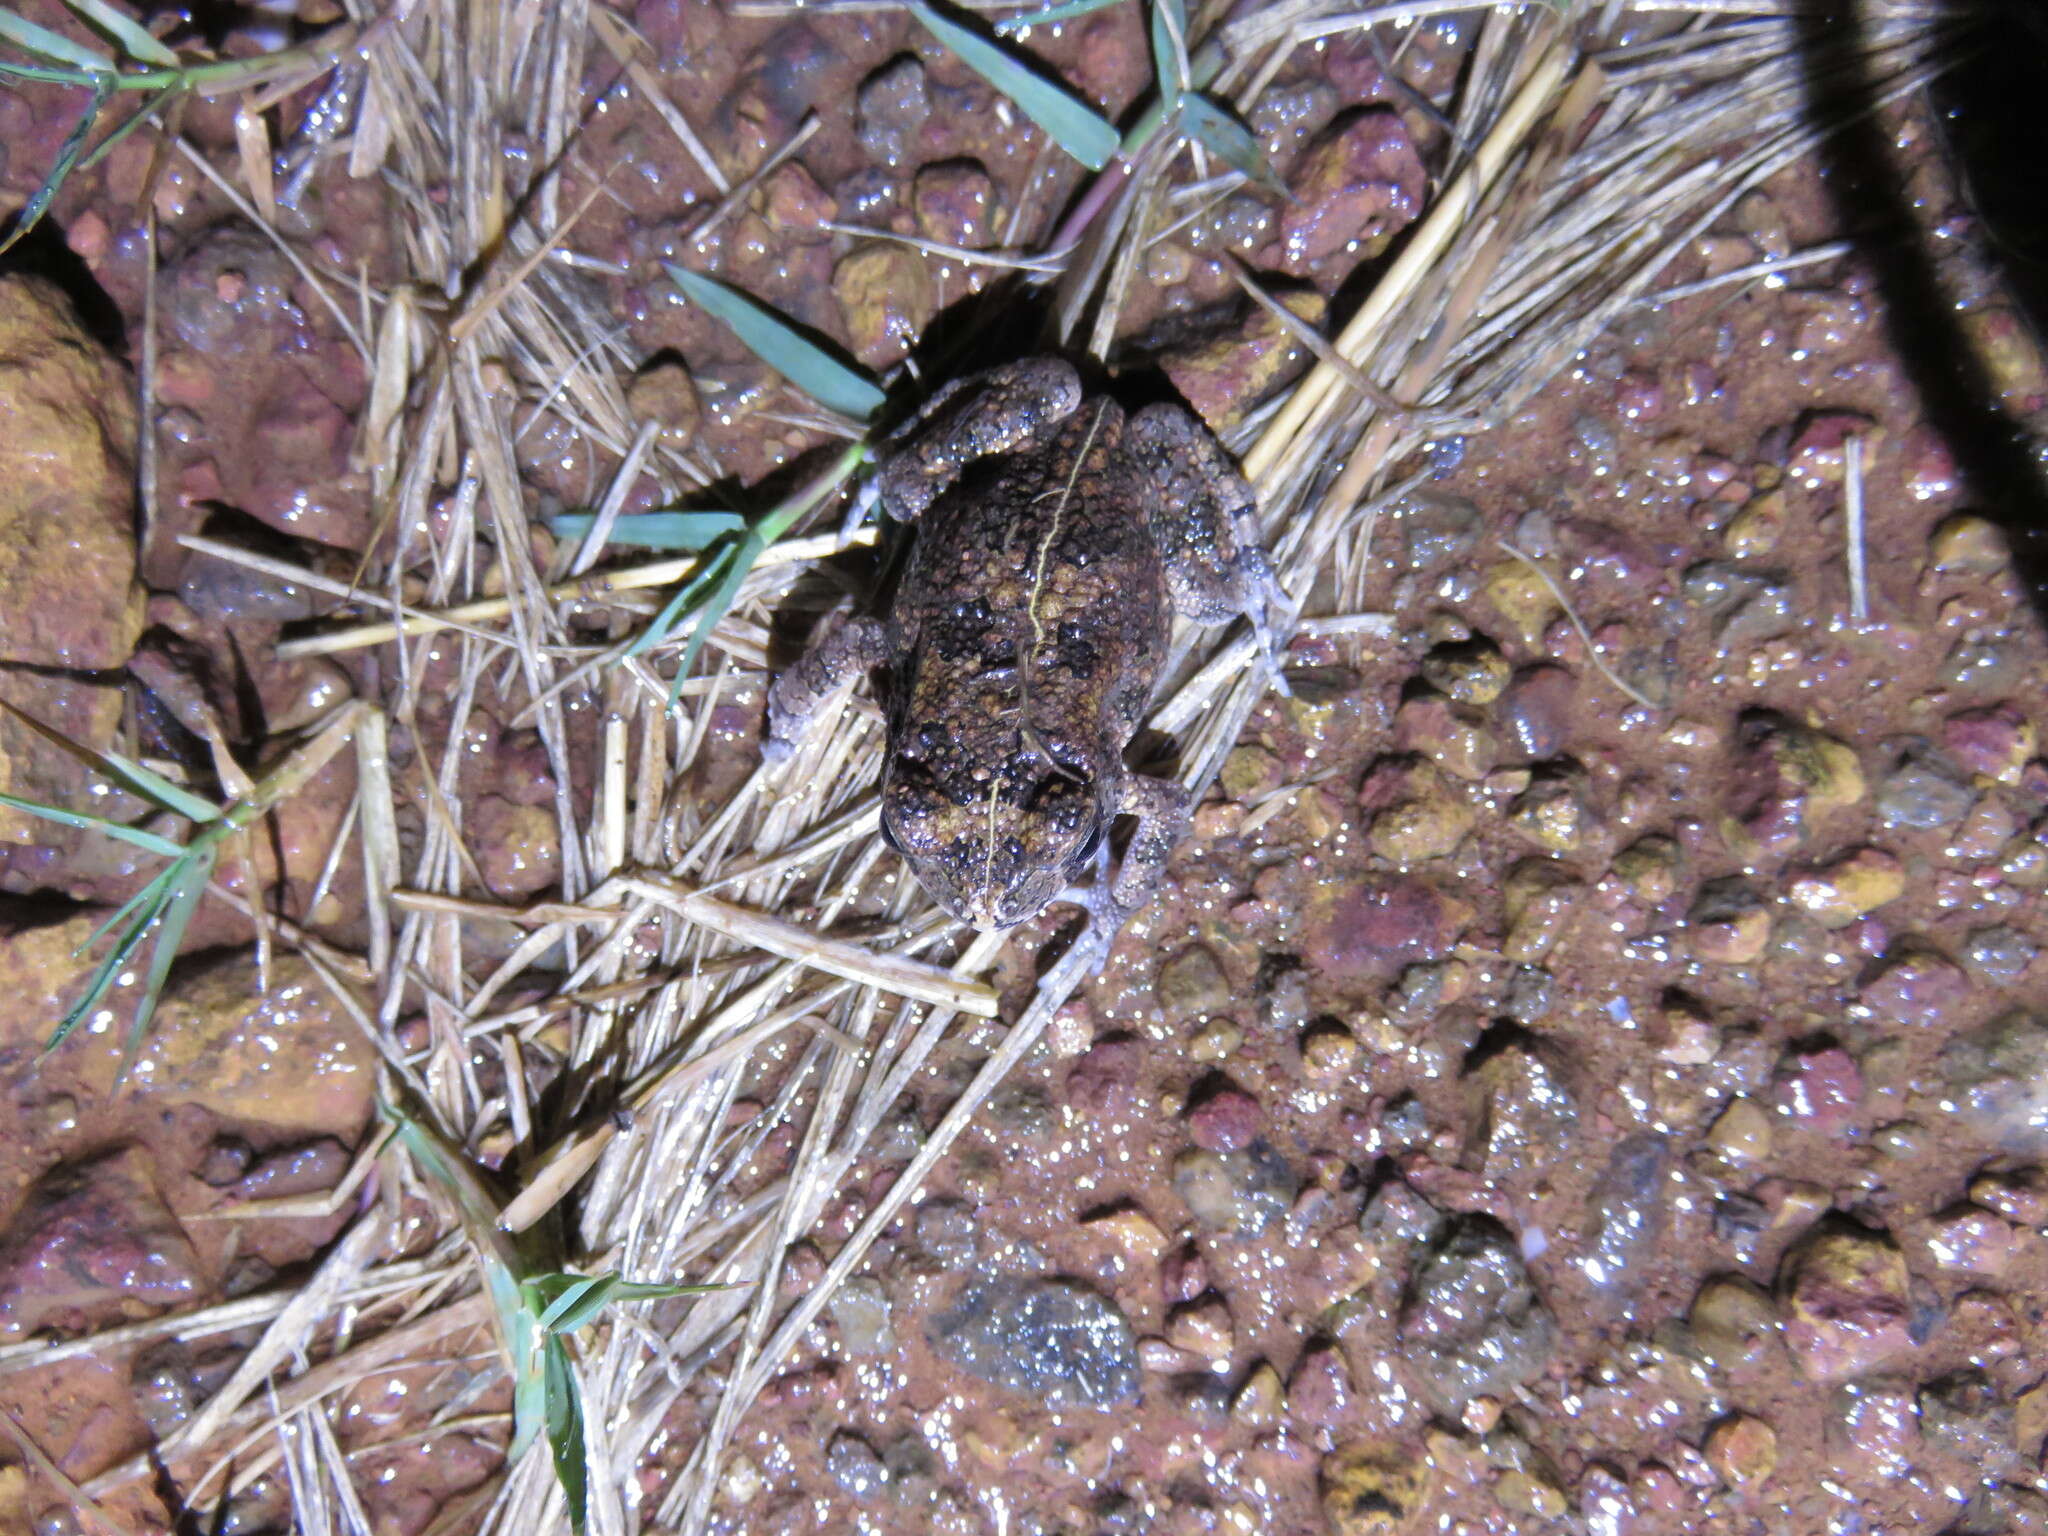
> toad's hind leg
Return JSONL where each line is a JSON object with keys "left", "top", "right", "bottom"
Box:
{"left": 1125, "top": 403, "right": 1289, "bottom": 673}
{"left": 877, "top": 358, "right": 1084, "bottom": 522}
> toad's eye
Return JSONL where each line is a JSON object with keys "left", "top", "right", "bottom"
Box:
{"left": 879, "top": 816, "right": 904, "bottom": 855}
{"left": 1076, "top": 822, "right": 1104, "bottom": 865}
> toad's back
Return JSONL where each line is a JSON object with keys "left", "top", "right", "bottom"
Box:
{"left": 890, "top": 396, "right": 1171, "bottom": 775}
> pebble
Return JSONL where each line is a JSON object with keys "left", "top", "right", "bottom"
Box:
{"left": 1418, "top": 637, "right": 1510, "bottom": 705}
{"left": 1771, "top": 1047, "right": 1862, "bottom": 1135}
{"left": 1066, "top": 1035, "right": 1143, "bottom": 1117}
{"left": 1923, "top": 1205, "right": 2016, "bottom": 1276}
{"left": 1875, "top": 746, "right": 1977, "bottom": 831}
{"left": 1306, "top": 875, "right": 1474, "bottom": 984}
{"left": 1702, "top": 1414, "right": 1777, "bottom": 1489}
{"left": 1171, "top": 1144, "right": 1297, "bottom": 1235}
{"left": 1937, "top": 1012, "right": 2048, "bottom": 1148}
{"left": 827, "top": 1278, "right": 895, "bottom": 1356}
{"left": 1785, "top": 410, "right": 1877, "bottom": 487}
{"left": 1287, "top": 1341, "right": 1355, "bottom": 1429}
{"left": 0, "top": 1147, "right": 202, "bottom": 1336}
{"left": 1394, "top": 696, "right": 1498, "bottom": 781}
{"left": 854, "top": 55, "right": 928, "bottom": 165}
{"left": 826, "top": 1430, "right": 889, "bottom": 1500}
{"left": 927, "top": 1278, "right": 1139, "bottom": 1410}
{"left": 1777, "top": 1221, "right": 1913, "bottom": 1382}
{"left": 1927, "top": 512, "right": 2011, "bottom": 575}
{"left": 1279, "top": 108, "right": 1426, "bottom": 277}
{"left": 1688, "top": 878, "right": 1772, "bottom": 965}
{"left": 1961, "top": 923, "right": 2037, "bottom": 983}
{"left": 1943, "top": 704, "right": 2035, "bottom": 785}
{"left": 1496, "top": 665, "right": 1578, "bottom": 760}
{"left": 1187, "top": 1085, "right": 1262, "bottom": 1153}
{"left": 1232, "top": 1360, "right": 1285, "bottom": 1427}
{"left": 915, "top": 1200, "right": 980, "bottom": 1270}
{"left": 1361, "top": 757, "right": 1476, "bottom": 864}
{"left": 832, "top": 242, "right": 934, "bottom": 367}
{"left": 1860, "top": 944, "right": 1971, "bottom": 1027}
{"left": 1300, "top": 1021, "right": 1362, "bottom": 1081}
{"left": 1722, "top": 488, "right": 1786, "bottom": 558}
{"left": 911, "top": 159, "right": 994, "bottom": 248}
{"left": 1689, "top": 1274, "right": 1780, "bottom": 1371}
{"left": 1398, "top": 1216, "right": 1556, "bottom": 1415}
{"left": 625, "top": 357, "right": 701, "bottom": 447}
{"left": 1319, "top": 1439, "right": 1437, "bottom": 1536}
{"left": 1157, "top": 945, "right": 1231, "bottom": 1020}
{"left": 1705, "top": 1097, "right": 1772, "bottom": 1163}
{"left": 1786, "top": 847, "right": 1904, "bottom": 928}
{"left": 1165, "top": 1295, "right": 1235, "bottom": 1364}
{"left": 1576, "top": 1133, "right": 1671, "bottom": 1308}
{"left": 1968, "top": 1166, "right": 2048, "bottom": 1225}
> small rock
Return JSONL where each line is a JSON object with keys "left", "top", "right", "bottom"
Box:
{"left": 1495, "top": 665, "right": 1578, "bottom": 761}
{"left": 1398, "top": 1215, "right": 1555, "bottom": 1416}
{"left": 1722, "top": 489, "right": 1787, "bottom": 559}
{"left": 1300, "top": 1020, "right": 1361, "bottom": 1081}
{"left": 1419, "top": 638, "right": 1511, "bottom": 705}
{"left": 855, "top": 55, "right": 928, "bottom": 165}
{"left": 1496, "top": 1469, "right": 1570, "bottom": 1519}
{"left": 1689, "top": 878, "right": 1771, "bottom": 965}
{"left": 1501, "top": 860, "right": 1581, "bottom": 962}
{"left": 1509, "top": 772, "right": 1592, "bottom": 854}
{"left": 1066, "top": 1035, "right": 1143, "bottom": 1117}
{"left": 1159, "top": 290, "right": 1327, "bottom": 433}
{"left": 915, "top": 1199, "right": 980, "bottom": 1269}
{"left": 1785, "top": 411, "right": 1877, "bottom": 488}
{"left": 1232, "top": 1360, "right": 1285, "bottom": 1427}
{"left": 1943, "top": 705, "right": 2035, "bottom": 786}
{"left": 1968, "top": 1166, "right": 2048, "bottom": 1225}
{"left": 826, "top": 1430, "right": 888, "bottom": 1500}
{"left": 1875, "top": 746, "right": 1976, "bottom": 831}
{"left": 911, "top": 158, "right": 995, "bottom": 248}
{"left": 1157, "top": 945, "right": 1231, "bottom": 1020}
{"left": 1689, "top": 1274, "right": 1780, "bottom": 1371}
{"left": 1610, "top": 835, "right": 1682, "bottom": 906}
{"left": 1927, "top": 513, "right": 2010, "bottom": 576}
{"left": 758, "top": 161, "right": 836, "bottom": 236}
{"left": 1706, "top": 1098, "right": 1772, "bottom": 1163}
{"left": 1576, "top": 1133, "right": 1671, "bottom": 1311}
{"left": 1702, "top": 1414, "right": 1777, "bottom": 1489}
{"left": 1961, "top": 924, "right": 2037, "bottom": 984}
{"left": 1394, "top": 695, "right": 1498, "bottom": 782}
{"left": 130, "top": 1339, "right": 201, "bottom": 1438}
{"left": 1772, "top": 1046, "right": 1862, "bottom": 1136}
{"left": 1481, "top": 562, "right": 1560, "bottom": 646}
{"left": 1187, "top": 1085, "right": 1261, "bottom": 1153}
{"left": 832, "top": 243, "right": 934, "bottom": 368}
{"left": 0, "top": 1147, "right": 201, "bottom": 1337}
{"left": 198, "top": 1136, "right": 254, "bottom": 1188}
{"left": 928, "top": 1278, "right": 1139, "bottom": 1410}
{"left": 1939, "top": 1012, "right": 2048, "bottom": 1148}
{"left": 1280, "top": 109, "right": 1426, "bottom": 279}
{"left": 1172, "top": 1144, "right": 1297, "bottom": 1235}
{"left": 1860, "top": 944, "right": 1971, "bottom": 1028}
{"left": 625, "top": 356, "right": 701, "bottom": 448}
{"left": 827, "top": 1277, "right": 895, "bottom": 1356}
{"left": 1786, "top": 848, "right": 1904, "bottom": 928}
{"left": 1777, "top": 1221, "right": 1913, "bottom": 1383}
{"left": 1306, "top": 875, "right": 1472, "bottom": 986}
{"left": 1320, "top": 1439, "right": 1437, "bottom": 1536}
{"left": 1166, "top": 1294, "right": 1234, "bottom": 1363}
{"left": 1923, "top": 1205, "right": 2016, "bottom": 1277}
{"left": 1361, "top": 757, "right": 1475, "bottom": 863}
{"left": 1287, "top": 1340, "right": 1354, "bottom": 1429}
{"left": 1083, "top": 1205, "right": 1168, "bottom": 1264}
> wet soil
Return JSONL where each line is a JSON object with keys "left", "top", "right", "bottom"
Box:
{"left": 2, "top": 3, "right": 2047, "bottom": 1535}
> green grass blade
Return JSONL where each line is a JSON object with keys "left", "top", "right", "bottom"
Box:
{"left": 548, "top": 510, "right": 746, "bottom": 552}
{"left": 1149, "top": 0, "right": 1188, "bottom": 105}
{"left": 531, "top": 1274, "right": 606, "bottom": 1333}
{"left": 44, "top": 874, "right": 170, "bottom": 1054}
{"left": 111, "top": 843, "right": 212, "bottom": 1083}
{"left": 0, "top": 58, "right": 105, "bottom": 84}
{"left": 77, "top": 861, "right": 182, "bottom": 959}
{"left": 0, "top": 792, "right": 185, "bottom": 857}
{"left": 907, "top": 0, "right": 1119, "bottom": 171}
{"left": 80, "top": 84, "right": 178, "bottom": 172}
{"left": 0, "top": 10, "right": 115, "bottom": 71}
{"left": 95, "top": 747, "right": 222, "bottom": 822}
{"left": 0, "top": 701, "right": 222, "bottom": 821}
{"left": 542, "top": 1335, "right": 589, "bottom": 1536}
{"left": 61, "top": 0, "right": 178, "bottom": 66}
{"left": 663, "top": 265, "right": 884, "bottom": 422}
{"left": 624, "top": 533, "right": 736, "bottom": 660}
{"left": 0, "top": 71, "right": 113, "bottom": 257}
{"left": 1180, "top": 93, "right": 1284, "bottom": 193}
{"left": 667, "top": 533, "right": 762, "bottom": 701}
{"left": 995, "top": 0, "right": 1129, "bottom": 34}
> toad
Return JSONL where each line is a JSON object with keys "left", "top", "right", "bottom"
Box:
{"left": 765, "top": 358, "right": 1285, "bottom": 930}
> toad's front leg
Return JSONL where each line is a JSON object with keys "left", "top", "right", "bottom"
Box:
{"left": 763, "top": 613, "right": 890, "bottom": 763}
